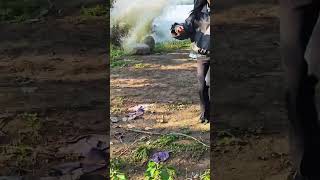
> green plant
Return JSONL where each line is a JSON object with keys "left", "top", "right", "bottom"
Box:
{"left": 110, "top": 158, "right": 128, "bottom": 180}
{"left": 154, "top": 40, "right": 191, "bottom": 53}
{"left": 144, "top": 161, "right": 176, "bottom": 180}
{"left": 0, "top": 0, "right": 49, "bottom": 22}
{"left": 110, "top": 45, "right": 131, "bottom": 68}
{"left": 110, "top": 168, "right": 127, "bottom": 180}
{"left": 200, "top": 169, "right": 210, "bottom": 180}
{"left": 81, "top": 4, "right": 107, "bottom": 17}
{"left": 134, "top": 63, "right": 150, "bottom": 69}
{"left": 20, "top": 112, "right": 42, "bottom": 141}
{"left": 151, "top": 135, "right": 179, "bottom": 148}
{"left": 132, "top": 146, "right": 152, "bottom": 163}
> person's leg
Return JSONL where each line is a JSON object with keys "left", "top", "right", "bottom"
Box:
{"left": 197, "top": 59, "right": 210, "bottom": 122}
{"left": 280, "top": 0, "right": 320, "bottom": 177}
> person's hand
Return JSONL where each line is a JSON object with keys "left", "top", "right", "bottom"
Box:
{"left": 175, "top": 25, "right": 185, "bottom": 35}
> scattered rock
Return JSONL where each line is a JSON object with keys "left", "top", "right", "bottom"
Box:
{"left": 145, "top": 127, "right": 153, "bottom": 131}
{"left": 131, "top": 43, "right": 150, "bottom": 55}
{"left": 127, "top": 124, "right": 135, "bottom": 129}
{"left": 110, "top": 117, "right": 119, "bottom": 123}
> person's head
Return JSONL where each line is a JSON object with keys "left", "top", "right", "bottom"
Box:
{"left": 191, "top": 0, "right": 208, "bottom": 16}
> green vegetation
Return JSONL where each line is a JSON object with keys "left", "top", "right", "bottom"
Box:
{"left": 110, "top": 45, "right": 130, "bottom": 68}
{"left": 80, "top": 4, "right": 107, "bottom": 17}
{"left": 154, "top": 40, "right": 191, "bottom": 53}
{"left": 110, "top": 39, "right": 192, "bottom": 68}
{"left": 111, "top": 96, "right": 125, "bottom": 114}
{"left": 0, "top": 0, "right": 49, "bottom": 22}
{"left": 110, "top": 134, "right": 208, "bottom": 179}
{"left": 134, "top": 63, "right": 151, "bottom": 69}
{"left": 110, "top": 158, "right": 128, "bottom": 180}
{"left": 21, "top": 113, "right": 41, "bottom": 137}
{"left": 200, "top": 169, "right": 210, "bottom": 180}
{"left": 144, "top": 161, "right": 176, "bottom": 180}
{"left": 132, "top": 146, "right": 152, "bottom": 163}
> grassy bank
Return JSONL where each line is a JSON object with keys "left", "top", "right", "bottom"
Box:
{"left": 110, "top": 40, "right": 192, "bottom": 68}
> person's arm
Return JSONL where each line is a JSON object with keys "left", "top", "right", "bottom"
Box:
{"left": 171, "top": 14, "right": 196, "bottom": 40}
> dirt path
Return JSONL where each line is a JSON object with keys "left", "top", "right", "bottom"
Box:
{"left": 110, "top": 51, "right": 210, "bottom": 179}
{"left": 0, "top": 16, "right": 108, "bottom": 177}
{"left": 212, "top": 0, "right": 293, "bottom": 179}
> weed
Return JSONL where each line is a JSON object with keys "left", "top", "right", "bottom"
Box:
{"left": 200, "top": 169, "right": 210, "bottom": 180}
{"left": 111, "top": 45, "right": 132, "bottom": 68}
{"left": 216, "top": 137, "right": 244, "bottom": 146}
{"left": 19, "top": 113, "right": 42, "bottom": 142}
{"left": 111, "top": 96, "right": 125, "bottom": 114}
{"left": 110, "top": 158, "right": 128, "bottom": 180}
{"left": 110, "top": 168, "right": 128, "bottom": 180}
{"left": 154, "top": 40, "right": 191, "bottom": 53}
{"left": 134, "top": 63, "right": 151, "bottom": 69}
{"left": 144, "top": 161, "right": 176, "bottom": 180}
{"left": 132, "top": 146, "right": 152, "bottom": 163}
{"left": 0, "top": 0, "right": 49, "bottom": 22}
{"left": 81, "top": 4, "right": 107, "bottom": 17}
{"left": 151, "top": 135, "right": 179, "bottom": 148}
{"left": 179, "top": 127, "right": 192, "bottom": 135}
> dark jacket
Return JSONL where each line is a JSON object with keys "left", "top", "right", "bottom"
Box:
{"left": 288, "top": 0, "right": 312, "bottom": 7}
{"left": 171, "top": 2, "right": 210, "bottom": 55}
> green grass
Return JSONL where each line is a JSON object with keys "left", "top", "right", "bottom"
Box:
{"left": 200, "top": 169, "right": 210, "bottom": 180}
{"left": 110, "top": 158, "right": 128, "bottom": 180}
{"left": 80, "top": 4, "right": 107, "bottom": 17}
{"left": 110, "top": 45, "right": 130, "bottom": 68}
{"left": 132, "top": 145, "right": 152, "bottom": 163}
{"left": 134, "top": 63, "right": 151, "bottom": 69}
{"left": 154, "top": 40, "right": 191, "bottom": 53}
{"left": 110, "top": 134, "right": 208, "bottom": 179}
{"left": 0, "top": 0, "right": 49, "bottom": 22}
{"left": 128, "top": 134, "right": 208, "bottom": 164}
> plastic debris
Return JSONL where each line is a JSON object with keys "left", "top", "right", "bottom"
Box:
{"left": 151, "top": 151, "right": 170, "bottom": 163}
{"left": 127, "top": 106, "right": 145, "bottom": 121}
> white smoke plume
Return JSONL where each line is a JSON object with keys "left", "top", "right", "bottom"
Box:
{"left": 111, "top": 0, "right": 170, "bottom": 51}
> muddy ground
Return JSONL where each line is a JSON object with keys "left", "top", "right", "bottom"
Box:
{"left": 0, "top": 13, "right": 108, "bottom": 177}
{"left": 110, "top": 51, "right": 210, "bottom": 179}
{"left": 212, "top": 0, "right": 292, "bottom": 180}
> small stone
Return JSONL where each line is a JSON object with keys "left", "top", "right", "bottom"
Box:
{"left": 110, "top": 117, "right": 119, "bottom": 123}
{"left": 127, "top": 124, "right": 135, "bottom": 129}
{"left": 122, "top": 117, "right": 128, "bottom": 122}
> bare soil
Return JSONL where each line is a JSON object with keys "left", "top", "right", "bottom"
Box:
{"left": 212, "top": 0, "right": 293, "bottom": 179}
{"left": 0, "top": 15, "right": 108, "bottom": 176}
{"left": 110, "top": 51, "right": 210, "bottom": 179}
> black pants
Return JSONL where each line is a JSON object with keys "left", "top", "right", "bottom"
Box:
{"left": 280, "top": 0, "right": 320, "bottom": 176}
{"left": 197, "top": 59, "right": 210, "bottom": 119}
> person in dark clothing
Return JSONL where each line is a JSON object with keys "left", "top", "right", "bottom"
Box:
{"left": 171, "top": 0, "right": 211, "bottom": 123}
{"left": 280, "top": 1, "right": 320, "bottom": 179}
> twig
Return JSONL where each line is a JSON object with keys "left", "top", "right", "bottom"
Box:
{"left": 168, "top": 132, "right": 210, "bottom": 148}
{"left": 126, "top": 129, "right": 162, "bottom": 135}
{"left": 125, "top": 129, "right": 209, "bottom": 148}
{"left": 117, "top": 135, "right": 151, "bottom": 156}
